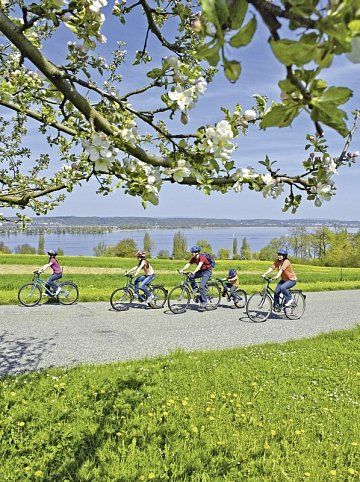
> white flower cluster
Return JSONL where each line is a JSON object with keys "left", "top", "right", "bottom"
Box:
{"left": 232, "top": 167, "right": 256, "bottom": 192}
{"left": 164, "top": 56, "right": 207, "bottom": 119}
{"left": 123, "top": 158, "right": 162, "bottom": 205}
{"left": 82, "top": 133, "right": 119, "bottom": 172}
{"left": 118, "top": 120, "right": 139, "bottom": 144}
{"left": 197, "top": 120, "right": 236, "bottom": 162}
{"left": 166, "top": 159, "right": 192, "bottom": 183}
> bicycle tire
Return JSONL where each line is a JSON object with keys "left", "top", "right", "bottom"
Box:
{"left": 205, "top": 282, "right": 221, "bottom": 310}
{"left": 284, "top": 290, "right": 306, "bottom": 320}
{"left": 18, "top": 283, "right": 42, "bottom": 307}
{"left": 246, "top": 292, "right": 272, "bottom": 322}
{"left": 57, "top": 282, "right": 79, "bottom": 305}
{"left": 233, "top": 288, "right": 247, "bottom": 309}
{"left": 110, "top": 288, "right": 132, "bottom": 311}
{"left": 148, "top": 286, "right": 167, "bottom": 309}
{"left": 167, "top": 286, "right": 191, "bottom": 314}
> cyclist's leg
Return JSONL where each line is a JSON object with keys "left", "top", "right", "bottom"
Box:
{"left": 230, "top": 284, "right": 237, "bottom": 300}
{"left": 280, "top": 280, "right": 297, "bottom": 303}
{"left": 139, "top": 274, "right": 155, "bottom": 299}
{"left": 46, "top": 273, "right": 62, "bottom": 293}
{"left": 199, "top": 270, "right": 211, "bottom": 304}
{"left": 134, "top": 276, "right": 145, "bottom": 298}
{"left": 274, "top": 281, "right": 283, "bottom": 307}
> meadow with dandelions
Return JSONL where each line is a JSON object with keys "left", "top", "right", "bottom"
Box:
{"left": 1, "top": 327, "right": 359, "bottom": 481}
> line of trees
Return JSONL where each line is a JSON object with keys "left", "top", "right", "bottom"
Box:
{"left": 2, "top": 227, "right": 360, "bottom": 267}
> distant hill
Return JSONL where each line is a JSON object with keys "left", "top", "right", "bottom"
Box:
{"left": 10, "top": 216, "right": 360, "bottom": 229}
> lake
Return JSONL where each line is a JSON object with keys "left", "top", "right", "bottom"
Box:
{"left": 1, "top": 226, "right": 303, "bottom": 256}
{"left": 1, "top": 225, "right": 357, "bottom": 256}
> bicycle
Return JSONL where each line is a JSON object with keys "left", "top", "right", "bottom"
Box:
{"left": 213, "top": 277, "right": 247, "bottom": 309}
{"left": 18, "top": 271, "right": 79, "bottom": 307}
{"left": 167, "top": 270, "right": 221, "bottom": 314}
{"left": 246, "top": 277, "right": 306, "bottom": 322}
{"left": 110, "top": 274, "right": 168, "bottom": 311}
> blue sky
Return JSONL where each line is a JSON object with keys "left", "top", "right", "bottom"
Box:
{"left": 2, "top": 4, "right": 360, "bottom": 221}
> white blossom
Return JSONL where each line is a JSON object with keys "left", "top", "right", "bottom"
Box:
{"left": 243, "top": 109, "right": 257, "bottom": 121}
{"left": 168, "top": 86, "right": 194, "bottom": 111}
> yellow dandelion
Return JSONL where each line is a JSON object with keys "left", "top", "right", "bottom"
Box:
{"left": 182, "top": 400, "right": 188, "bottom": 406}
{"left": 34, "top": 470, "right": 43, "bottom": 477}
{"left": 304, "top": 472, "right": 310, "bottom": 477}
{"left": 209, "top": 416, "right": 215, "bottom": 421}
{"left": 351, "top": 442, "right": 358, "bottom": 446}
{"left": 348, "top": 468, "right": 356, "bottom": 475}
{"left": 10, "top": 392, "right": 16, "bottom": 397}
{"left": 139, "top": 476, "right": 145, "bottom": 481}
{"left": 330, "top": 470, "right": 337, "bottom": 476}
{"left": 263, "top": 441, "right": 270, "bottom": 450}
{"left": 148, "top": 473, "right": 156, "bottom": 480}
{"left": 210, "top": 393, "right": 216, "bottom": 399}
{"left": 17, "top": 421, "right": 25, "bottom": 427}
{"left": 270, "top": 430, "right": 277, "bottom": 437}
{"left": 206, "top": 407, "right": 211, "bottom": 412}
{"left": 167, "top": 399, "right": 175, "bottom": 405}
{"left": 24, "top": 466, "right": 31, "bottom": 472}
{"left": 162, "top": 411, "right": 169, "bottom": 417}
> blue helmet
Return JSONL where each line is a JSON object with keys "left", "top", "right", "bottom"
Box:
{"left": 47, "top": 250, "right": 57, "bottom": 257}
{"left": 277, "top": 249, "right": 288, "bottom": 257}
{"left": 228, "top": 269, "right": 237, "bottom": 277}
{"left": 190, "top": 245, "right": 200, "bottom": 253}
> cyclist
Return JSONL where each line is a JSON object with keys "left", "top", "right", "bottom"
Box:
{"left": 179, "top": 245, "right": 212, "bottom": 311}
{"left": 222, "top": 268, "right": 241, "bottom": 306}
{"left": 37, "top": 250, "right": 62, "bottom": 296}
{"left": 125, "top": 251, "right": 155, "bottom": 303}
{"left": 262, "top": 249, "right": 297, "bottom": 310}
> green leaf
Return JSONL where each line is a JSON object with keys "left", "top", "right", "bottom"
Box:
{"left": 349, "top": 20, "right": 360, "bottom": 35}
{"left": 215, "top": 0, "right": 229, "bottom": 26}
{"left": 224, "top": 59, "right": 241, "bottom": 82}
{"left": 228, "top": 0, "right": 248, "bottom": 30}
{"left": 260, "top": 103, "right": 300, "bottom": 128}
{"left": 146, "top": 68, "right": 164, "bottom": 79}
{"left": 229, "top": 17, "right": 257, "bottom": 48}
{"left": 200, "top": 0, "right": 218, "bottom": 25}
{"left": 313, "top": 86, "right": 353, "bottom": 106}
{"left": 310, "top": 105, "right": 349, "bottom": 137}
{"left": 270, "top": 39, "right": 316, "bottom": 66}
{"left": 196, "top": 41, "right": 221, "bottom": 66}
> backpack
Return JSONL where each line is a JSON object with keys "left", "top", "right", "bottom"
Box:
{"left": 203, "top": 252, "right": 216, "bottom": 268}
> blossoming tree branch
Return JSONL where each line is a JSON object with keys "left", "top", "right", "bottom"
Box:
{"left": 0, "top": 0, "right": 359, "bottom": 222}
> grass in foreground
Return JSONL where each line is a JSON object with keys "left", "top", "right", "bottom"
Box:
{"left": 1, "top": 327, "right": 359, "bottom": 481}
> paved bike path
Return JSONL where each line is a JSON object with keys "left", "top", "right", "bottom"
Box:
{"left": 1, "top": 290, "right": 359, "bottom": 376}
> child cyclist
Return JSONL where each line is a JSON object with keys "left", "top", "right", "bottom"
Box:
{"left": 222, "top": 268, "right": 241, "bottom": 305}
{"left": 36, "top": 250, "right": 62, "bottom": 296}
{"left": 125, "top": 251, "right": 155, "bottom": 303}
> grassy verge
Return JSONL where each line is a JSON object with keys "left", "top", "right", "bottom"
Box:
{"left": 2, "top": 254, "right": 360, "bottom": 304}
{"left": 1, "top": 327, "right": 359, "bottom": 481}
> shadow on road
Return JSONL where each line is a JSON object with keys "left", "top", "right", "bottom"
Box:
{"left": 0, "top": 331, "right": 57, "bottom": 377}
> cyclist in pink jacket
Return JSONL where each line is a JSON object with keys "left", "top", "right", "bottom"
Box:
{"left": 37, "top": 250, "right": 62, "bottom": 296}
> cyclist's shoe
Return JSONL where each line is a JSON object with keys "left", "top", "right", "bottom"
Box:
{"left": 284, "top": 299, "right": 294, "bottom": 307}
{"left": 274, "top": 304, "right": 282, "bottom": 312}
{"left": 147, "top": 294, "right": 154, "bottom": 305}
{"left": 194, "top": 296, "right": 200, "bottom": 303}
{"left": 55, "top": 287, "right": 61, "bottom": 296}
{"left": 198, "top": 304, "right": 207, "bottom": 311}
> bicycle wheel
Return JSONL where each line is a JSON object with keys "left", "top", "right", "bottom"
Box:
{"left": 246, "top": 292, "right": 272, "bottom": 322}
{"left": 284, "top": 290, "right": 306, "bottom": 320}
{"left": 18, "top": 283, "right": 42, "bottom": 307}
{"left": 57, "top": 282, "right": 79, "bottom": 305}
{"left": 148, "top": 286, "right": 167, "bottom": 309}
{"left": 233, "top": 288, "right": 247, "bottom": 309}
{"left": 205, "top": 282, "right": 221, "bottom": 310}
{"left": 167, "top": 286, "right": 190, "bottom": 314}
{"left": 110, "top": 288, "right": 132, "bottom": 311}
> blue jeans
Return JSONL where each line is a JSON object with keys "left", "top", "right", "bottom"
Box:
{"left": 190, "top": 269, "right": 212, "bottom": 304}
{"left": 135, "top": 274, "right": 155, "bottom": 299}
{"left": 46, "top": 273, "right": 62, "bottom": 292}
{"left": 274, "top": 279, "right": 297, "bottom": 306}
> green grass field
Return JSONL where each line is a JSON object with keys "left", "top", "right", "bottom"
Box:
{"left": 1, "top": 327, "right": 359, "bottom": 481}
{"left": 1, "top": 254, "right": 360, "bottom": 305}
